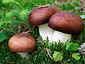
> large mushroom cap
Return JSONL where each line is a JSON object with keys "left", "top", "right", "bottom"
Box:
{"left": 49, "top": 11, "right": 84, "bottom": 35}
{"left": 8, "top": 33, "right": 36, "bottom": 52}
{"left": 28, "top": 4, "right": 62, "bottom": 27}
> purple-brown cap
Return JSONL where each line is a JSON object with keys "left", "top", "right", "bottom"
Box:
{"left": 28, "top": 5, "right": 62, "bottom": 27}
{"left": 49, "top": 11, "right": 84, "bottom": 35}
{"left": 8, "top": 33, "right": 36, "bottom": 52}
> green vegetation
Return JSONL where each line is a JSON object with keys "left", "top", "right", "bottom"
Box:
{"left": 0, "top": 0, "right": 85, "bottom": 64}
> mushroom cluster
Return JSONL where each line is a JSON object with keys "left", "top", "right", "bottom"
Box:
{"left": 8, "top": 4, "right": 84, "bottom": 61}
{"left": 28, "top": 4, "right": 62, "bottom": 43}
{"left": 28, "top": 5, "right": 84, "bottom": 44}
{"left": 8, "top": 32, "right": 36, "bottom": 59}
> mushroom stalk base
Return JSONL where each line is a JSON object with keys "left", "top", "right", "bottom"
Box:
{"left": 17, "top": 52, "right": 29, "bottom": 60}
{"left": 53, "top": 31, "right": 72, "bottom": 44}
{"left": 39, "top": 23, "right": 55, "bottom": 42}
{"left": 39, "top": 23, "right": 72, "bottom": 44}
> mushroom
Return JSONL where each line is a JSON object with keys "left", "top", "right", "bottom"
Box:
{"left": 48, "top": 11, "right": 84, "bottom": 43}
{"left": 8, "top": 32, "right": 36, "bottom": 59}
{"left": 28, "top": 4, "right": 62, "bottom": 42}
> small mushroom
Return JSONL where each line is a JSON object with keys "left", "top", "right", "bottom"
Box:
{"left": 8, "top": 32, "right": 36, "bottom": 59}
{"left": 28, "top": 4, "right": 62, "bottom": 42}
{"left": 48, "top": 11, "right": 84, "bottom": 43}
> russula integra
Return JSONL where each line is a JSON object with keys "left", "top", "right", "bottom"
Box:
{"left": 8, "top": 33, "right": 36, "bottom": 59}
{"left": 48, "top": 11, "right": 84, "bottom": 43}
{"left": 28, "top": 4, "right": 62, "bottom": 42}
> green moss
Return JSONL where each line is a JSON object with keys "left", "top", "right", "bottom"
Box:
{"left": 0, "top": 0, "right": 85, "bottom": 64}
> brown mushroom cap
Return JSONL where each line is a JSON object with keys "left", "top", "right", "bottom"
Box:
{"left": 49, "top": 11, "right": 84, "bottom": 35}
{"left": 8, "top": 33, "right": 36, "bottom": 52}
{"left": 28, "top": 5, "right": 62, "bottom": 27}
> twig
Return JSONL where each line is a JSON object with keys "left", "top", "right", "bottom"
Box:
{"left": 63, "top": 59, "right": 70, "bottom": 64}
{"left": 1, "top": 21, "right": 25, "bottom": 24}
{"left": 38, "top": 47, "right": 44, "bottom": 50}
{"left": 15, "top": 1, "right": 22, "bottom": 9}
{"left": 28, "top": 59, "right": 31, "bottom": 64}
{"left": 0, "top": 27, "right": 15, "bottom": 34}
{"left": 22, "top": 31, "right": 32, "bottom": 33}
{"left": 46, "top": 48, "right": 53, "bottom": 60}
{"left": 25, "top": 31, "right": 32, "bottom": 33}
{"left": 36, "top": 4, "right": 50, "bottom": 8}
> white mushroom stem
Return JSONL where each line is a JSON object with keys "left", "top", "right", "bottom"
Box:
{"left": 53, "top": 31, "right": 72, "bottom": 44}
{"left": 39, "top": 23, "right": 72, "bottom": 44}
{"left": 39, "top": 23, "right": 55, "bottom": 42}
{"left": 17, "top": 52, "right": 29, "bottom": 60}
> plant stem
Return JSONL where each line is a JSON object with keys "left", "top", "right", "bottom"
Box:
{"left": 36, "top": 4, "right": 50, "bottom": 8}
{"left": 46, "top": 48, "right": 53, "bottom": 60}
{"left": 63, "top": 59, "right": 70, "bottom": 64}
{"left": 0, "top": 27, "right": 15, "bottom": 34}
{"left": 15, "top": 1, "right": 22, "bottom": 10}
{"left": 1, "top": 21, "right": 25, "bottom": 24}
